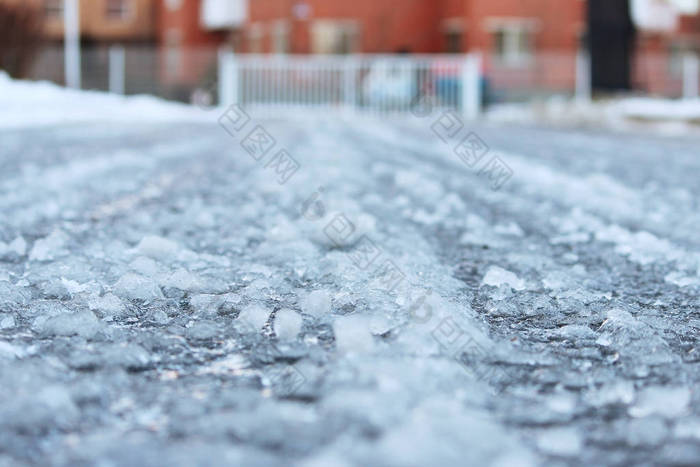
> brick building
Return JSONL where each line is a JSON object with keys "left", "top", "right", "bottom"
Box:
{"left": 157, "top": 0, "right": 587, "bottom": 57}
{"left": 158, "top": 0, "right": 697, "bottom": 56}
{"left": 1, "top": 0, "right": 157, "bottom": 44}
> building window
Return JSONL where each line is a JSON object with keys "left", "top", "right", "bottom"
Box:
{"left": 165, "top": 28, "right": 182, "bottom": 79}
{"left": 445, "top": 31, "right": 462, "bottom": 53}
{"left": 165, "top": 0, "right": 183, "bottom": 11}
{"left": 247, "top": 23, "right": 264, "bottom": 53}
{"left": 486, "top": 18, "right": 537, "bottom": 65}
{"left": 106, "top": 0, "right": 130, "bottom": 20}
{"left": 442, "top": 19, "right": 464, "bottom": 53}
{"left": 272, "top": 21, "right": 290, "bottom": 54}
{"left": 43, "top": 0, "right": 63, "bottom": 19}
{"left": 669, "top": 43, "right": 688, "bottom": 77}
{"left": 311, "top": 21, "right": 359, "bottom": 54}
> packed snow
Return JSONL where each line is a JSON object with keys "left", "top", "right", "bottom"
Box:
{"left": 0, "top": 74, "right": 699, "bottom": 466}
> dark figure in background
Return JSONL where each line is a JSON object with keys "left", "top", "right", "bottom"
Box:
{"left": 587, "top": 0, "right": 637, "bottom": 92}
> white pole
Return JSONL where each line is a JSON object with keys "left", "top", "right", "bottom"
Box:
{"left": 109, "top": 45, "right": 125, "bottom": 95}
{"left": 682, "top": 53, "right": 699, "bottom": 99}
{"left": 218, "top": 48, "right": 238, "bottom": 106}
{"left": 64, "top": 0, "right": 81, "bottom": 89}
{"left": 462, "top": 52, "right": 481, "bottom": 120}
{"left": 344, "top": 55, "right": 358, "bottom": 114}
{"left": 576, "top": 48, "right": 591, "bottom": 103}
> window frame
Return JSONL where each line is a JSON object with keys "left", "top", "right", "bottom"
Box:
{"left": 105, "top": 0, "right": 131, "bottom": 21}
{"left": 43, "top": 0, "right": 63, "bottom": 19}
{"left": 485, "top": 18, "right": 538, "bottom": 66}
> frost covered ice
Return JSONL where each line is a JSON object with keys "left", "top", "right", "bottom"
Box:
{"left": 1, "top": 76, "right": 700, "bottom": 466}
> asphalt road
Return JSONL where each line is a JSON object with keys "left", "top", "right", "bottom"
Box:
{"left": 1, "top": 113, "right": 699, "bottom": 466}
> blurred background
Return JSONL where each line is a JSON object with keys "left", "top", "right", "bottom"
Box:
{"left": 1, "top": 0, "right": 700, "bottom": 120}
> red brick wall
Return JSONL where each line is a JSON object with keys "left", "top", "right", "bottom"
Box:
{"left": 240, "top": 0, "right": 586, "bottom": 54}
{"left": 247, "top": 0, "right": 444, "bottom": 53}
{"left": 465, "top": 0, "right": 584, "bottom": 51}
{"left": 157, "top": 0, "right": 225, "bottom": 47}
{"left": 154, "top": 0, "right": 700, "bottom": 96}
{"left": 156, "top": 0, "right": 699, "bottom": 56}
{"left": 157, "top": 0, "right": 225, "bottom": 85}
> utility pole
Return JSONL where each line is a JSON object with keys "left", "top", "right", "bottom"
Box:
{"left": 64, "top": 0, "right": 81, "bottom": 89}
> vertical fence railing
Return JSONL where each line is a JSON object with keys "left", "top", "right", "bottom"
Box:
{"left": 108, "top": 45, "right": 125, "bottom": 95}
{"left": 63, "top": 0, "right": 81, "bottom": 89}
{"left": 576, "top": 49, "right": 591, "bottom": 103}
{"left": 220, "top": 53, "right": 483, "bottom": 118}
{"left": 462, "top": 52, "right": 482, "bottom": 119}
{"left": 218, "top": 48, "right": 238, "bottom": 106}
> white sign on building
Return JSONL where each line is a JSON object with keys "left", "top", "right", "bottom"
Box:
{"left": 200, "top": 0, "right": 248, "bottom": 30}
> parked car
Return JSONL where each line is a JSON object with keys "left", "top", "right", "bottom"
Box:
{"left": 362, "top": 61, "right": 416, "bottom": 108}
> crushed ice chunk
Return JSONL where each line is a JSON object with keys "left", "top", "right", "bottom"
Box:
{"left": 542, "top": 271, "right": 574, "bottom": 290}
{"left": 39, "top": 278, "right": 73, "bottom": 300}
{"left": 584, "top": 381, "right": 635, "bottom": 407}
{"left": 29, "top": 229, "right": 69, "bottom": 261}
{"left": 273, "top": 308, "right": 303, "bottom": 340}
{"left": 598, "top": 308, "right": 643, "bottom": 335}
{"left": 626, "top": 416, "right": 667, "bottom": 447}
{"left": 0, "top": 236, "right": 27, "bottom": 259}
{"left": 9, "top": 236, "right": 27, "bottom": 256}
{"left": 536, "top": 427, "right": 582, "bottom": 456}
{"left": 665, "top": 271, "right": 700, "bottom": 288}
{"left": 102, "top": 343, "right": 152, "bottom": 370}
{"left": 88, "top": 293, "right": 126, "bottom": 316}
{"left": 596, "top": 308, "right": 676, "bottom": 364}
{"left": 35, "top": 310, "right": 103, "bottom": 338}
{"left": 0, "top": 315, "right": 16, "bottom": 329}
{"left": 236, "top": 304, "right": 270, "bottom": 332}
{"left": 482, "top": 266, "right": 526, "bottom": 291}
{"left": 333, "top": 315, "right": 374, "bottom": 353}
{"left": 603, "top": 229, "right": 680, "bottom": 266}
{"left": 190, "top": 293, "right": 239, "bottom": 314}
{"left": 556, "top": 324, "right": 596, "bottom": 340}
{"left": 60, "top": 277, "right": 88, "bottom": 295}
{"left": 135, "top": 235, "right": 180, "bottom": 261}
{"left": 550, "top": 232, "right": 590, "bottom": 245}
{"left": 674, "top": 419, "right": 700, "bottom": 440}
{"left": 301, "top": 289, "right": 333, "bottom": 318}
{"left": 160, "top": 268, "right": 204, "bottom": 292}
{"left": 199, "top": 354, "right": 250, "bottom": 376}
{"left": 395, "top": 170, "right": 444, "bottom": 201}
{"left": 129, "top": 256, "right": 160, "bottom": 276}
{"left": 0, "top": 341, "right": 25, "bottom": 359}
{"left": 112, "top": 273, "right": 164, "bottom": 301}
{"left": 36, "top": 384, "right": 79, "bottom": 422}
{"left": 494, "top": 222, "right": 525, "bottom": 237}
{"left": 0, "top": 280, "right": 31, "bottom": 307}
{"left": 629, "top": 387, "right": 691, "bottom": 418}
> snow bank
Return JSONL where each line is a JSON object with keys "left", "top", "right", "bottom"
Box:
{"left": 0, "top": 71, "right": 210, "bottom": 129}
{"left": 616, "top": 97, "right": 700, "bottom": 121}
{"left": 486, "top": 95, "right": 700, "bottom": 134}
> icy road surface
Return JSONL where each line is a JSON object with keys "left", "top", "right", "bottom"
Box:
{"left": 1, "top": 113, "right": 700, "bottom": 466}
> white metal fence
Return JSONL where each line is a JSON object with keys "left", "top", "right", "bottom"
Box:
{"left": 219, "top": 53, "right": 482, "bottom": 118}
{"left": 21, "top": 45, "right": 700, "bottom": 117}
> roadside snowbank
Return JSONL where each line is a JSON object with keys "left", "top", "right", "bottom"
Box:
{"left": 0, "top": 71, "right": 210, "bottom": 129}
{"left": 486, "top": 95, "right": 700, "bottom": 134}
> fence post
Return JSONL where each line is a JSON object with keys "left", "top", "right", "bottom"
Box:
{"left": 344, "top": 55, "right": 358, "bottom": 113}
{"left": 64, "top": 0, "right": 81, "bottom": 89}
{"left": 109, "top": 45, "right": 125, "bottom": 95}
{"left": 683, "top": 53, "right": 699, "bottom": 99}
{"left": 576, "top": 48, "right": 591, "bottom": 103}
{"left": 462, "top": 52, "right": 481, "bottom": 120}
{"left": 218, "top": 48, "right": 239, "bottom": 106}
